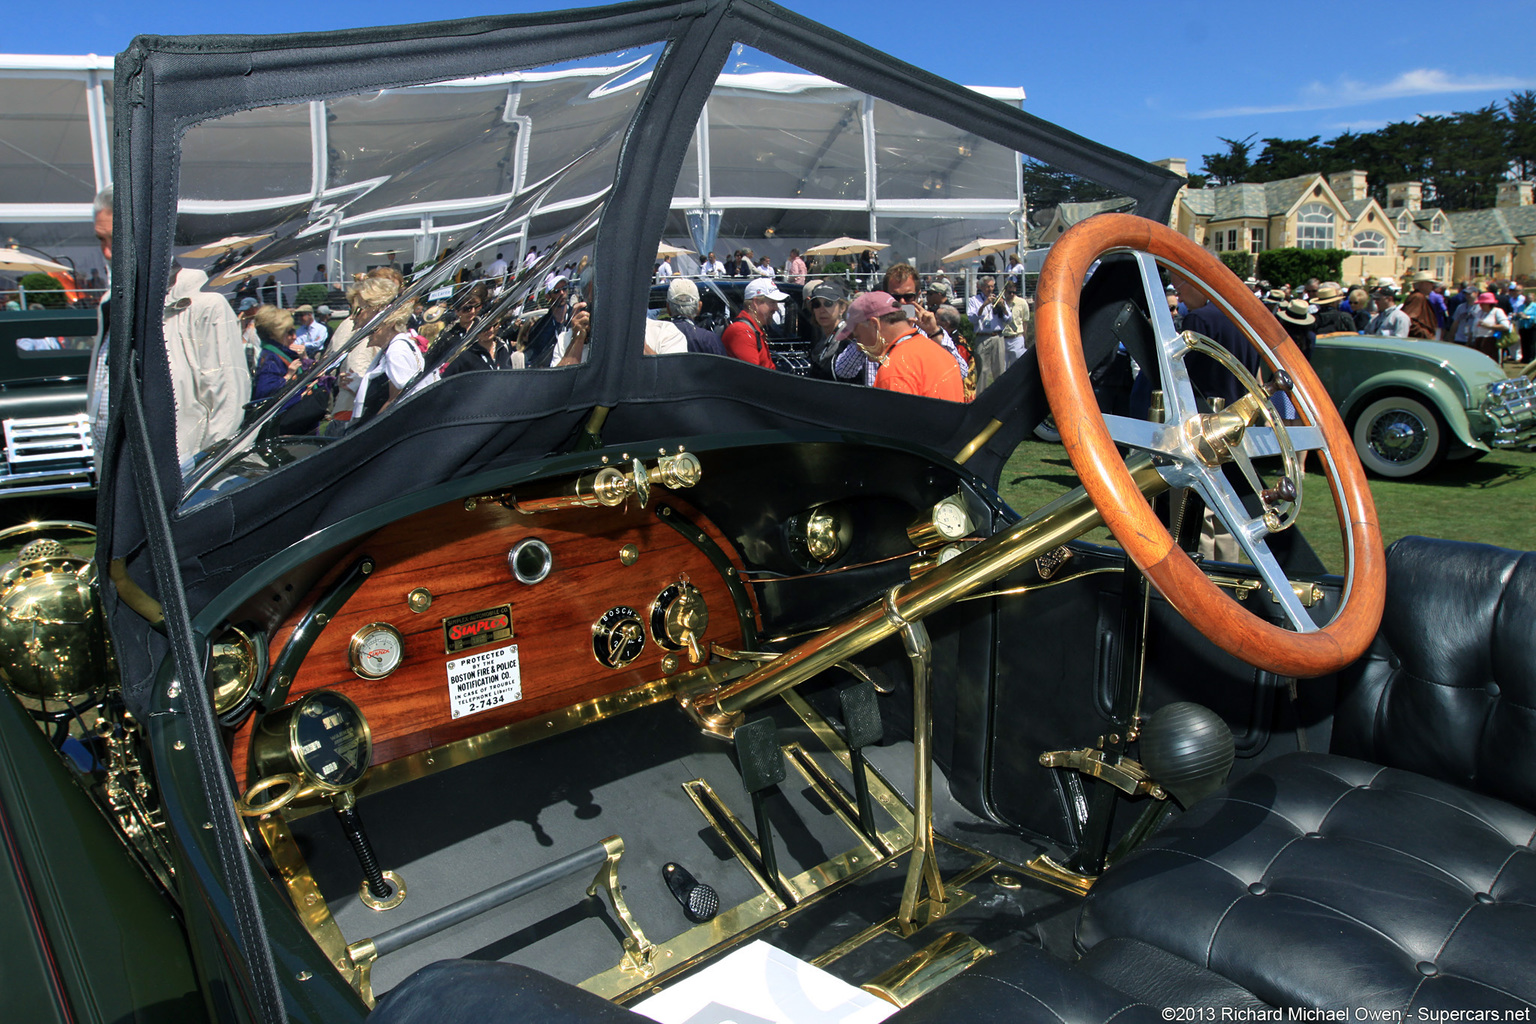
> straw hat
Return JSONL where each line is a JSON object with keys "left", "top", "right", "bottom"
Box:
{"left": 1276, "top": 299, "right": 1316, "bottom": 326}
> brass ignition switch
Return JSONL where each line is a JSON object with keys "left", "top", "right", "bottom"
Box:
{"left": 651, "top": 581, "right": 709, "bottom": 664}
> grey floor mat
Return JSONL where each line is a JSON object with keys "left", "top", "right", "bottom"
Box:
{"left": 293, "top": 700, "right": 898, "bottom": 996}
{"left": 285, "top": 694, "right": 1088, "bottom": 998}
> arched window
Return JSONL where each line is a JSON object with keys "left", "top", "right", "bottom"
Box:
{"left": 1352, "top": 230, "right": 1386, "bottom": 255}
{"left": 1296, "top": 203, "right": 1335, "bottom": 249}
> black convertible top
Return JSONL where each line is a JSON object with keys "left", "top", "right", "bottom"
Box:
{"left": 101, "top": 0, "right": 1180, "bottom": 707}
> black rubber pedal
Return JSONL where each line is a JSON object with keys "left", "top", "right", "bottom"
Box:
{"left": 663, "top": 862, "right": 719, "bottom": 923}
{"left": 733, "top": 716, "right": 785, "bottom": 795}
{"left": 839, "top": 681, "right": 884, "bottom": 750}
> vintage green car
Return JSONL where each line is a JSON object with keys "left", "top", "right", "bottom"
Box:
{"left": 1311, "top": 332, "right": 1536, "bottom": 478}
{"left": 1, "top": 3, "right": 1532, "bottom": 1024}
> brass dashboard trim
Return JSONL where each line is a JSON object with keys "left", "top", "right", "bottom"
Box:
{"left": 279, "top": 674, "right": 688, "bottom": 820}
{"left": 256, "top": 815, "right": 360, "bottom": 989}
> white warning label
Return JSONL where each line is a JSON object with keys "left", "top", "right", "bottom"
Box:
{"left": 445, "top": 643, "right": 522, "bottom": 719}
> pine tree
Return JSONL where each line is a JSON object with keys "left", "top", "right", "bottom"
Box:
{"left": 1199, "top": 135, "right": 1255, "bottom": 186}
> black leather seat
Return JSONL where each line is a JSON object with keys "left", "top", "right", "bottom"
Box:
{"left": 1078, "top": 537, "right": 1536, "bottom": 1011}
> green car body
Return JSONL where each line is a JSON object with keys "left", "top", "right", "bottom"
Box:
{"left": 1310, "top": 333, "right": 1536, "bottom": 477}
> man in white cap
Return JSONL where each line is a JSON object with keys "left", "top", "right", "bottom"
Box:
{"left": 722, "top": 278, "right": 786, "bottom": 368}
{"left": 666, "top": 278, "right": 724, "bottom": 355}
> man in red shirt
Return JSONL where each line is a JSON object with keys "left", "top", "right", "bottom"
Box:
{"left": 721, "top": 278, "right": 785, "bottom": 369}
{"left": 835, "top": 291, "right": 964, "bottom": 402}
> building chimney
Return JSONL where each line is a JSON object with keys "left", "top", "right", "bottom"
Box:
{"left": 1386, "top": 181, "right": 1422, "bottom": 212}
{"left": 1328, "top": 170, "right": 1368, "bottom": 202}
{"left": 1496, "top": 181, "right": 1533, "bottom": 208}
{"left": 1155, "top": 158, "right": 1188, "bottom": 178}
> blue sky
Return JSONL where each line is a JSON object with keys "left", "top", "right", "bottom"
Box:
{"left": 13, "top": 0, "right": 1536, "bottom": 172}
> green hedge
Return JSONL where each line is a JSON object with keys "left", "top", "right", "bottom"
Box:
{"left": 297, "top": 283, "right": 329, "bottom": 308}
{"left": 18, "top": 272, "right": 67, "bottom": 308}
{"left": 1254, "top": 248, "right": 1351, "bottom": 287}
{"left": 1218, "top": 251, "right": 1254, "bottom": 280}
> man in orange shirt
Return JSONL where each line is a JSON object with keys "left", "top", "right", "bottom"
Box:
{"left": 835, "top": 291, "right": 964, "bottom": 402}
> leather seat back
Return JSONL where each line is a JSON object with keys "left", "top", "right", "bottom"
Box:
{"left": 1331, "top": 536, "right": 1536, "bottom": 815}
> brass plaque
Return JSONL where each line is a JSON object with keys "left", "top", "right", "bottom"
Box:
{"left": 442, "top": 604, "right": 514, "bottom": 654}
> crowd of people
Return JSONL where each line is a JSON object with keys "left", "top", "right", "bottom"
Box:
{"left": 1221, "top": 272, "right": 1534, "bottom": 364}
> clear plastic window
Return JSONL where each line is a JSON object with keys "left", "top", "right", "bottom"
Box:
{"left": 173, "top": 46, "right": 662, "bottom": 502}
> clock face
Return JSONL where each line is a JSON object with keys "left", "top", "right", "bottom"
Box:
{"left": 349, "top": 623, "right": 405, "bottom": 679}
{"left": 934, "top": 498, "right": 971, "bottom": 540}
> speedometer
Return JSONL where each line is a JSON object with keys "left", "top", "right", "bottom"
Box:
{"left": 250, "top": 689, "right": 373, "bottom": 794}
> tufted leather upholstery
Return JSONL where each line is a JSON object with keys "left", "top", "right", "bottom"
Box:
{"left": 1078, "top": 753, "right": 1536, "bottom": 1009}
{"left": 1332, "top": 537, "right": 1536, "bottom": 814}
{"left": 1078, "top": 538, "right": 1536, "bottom": 1011}
{"left": 890, "top": 943, "right": 1159, "bottom": 1024}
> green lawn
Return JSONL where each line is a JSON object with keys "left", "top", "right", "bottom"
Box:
{"left": 998, "top": 438, "right": 1536, "bottom": 574}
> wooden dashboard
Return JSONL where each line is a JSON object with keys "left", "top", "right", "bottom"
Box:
{"left": 229, "top": 492, "right": 754, "bottom": 791}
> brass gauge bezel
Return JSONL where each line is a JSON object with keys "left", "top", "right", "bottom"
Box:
{"left": 209, "top": 624, "right": 264, "bottom": 715}
{"left": 348, "top": 622, "right": 405, "bottom": 680}
{"left": 907, "top": 494, "right": 973, "bottom": 550}
{"left": 249, "top": 689, "right": 373, "bottom": 796}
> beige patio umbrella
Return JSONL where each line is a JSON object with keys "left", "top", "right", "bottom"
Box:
{"left": 181, "top": 233, "right": 273, "bottom": 259}
{"left": 656, "top": 242, "right": 694, "bottom": 259}
{"left": 940, "top": 237, "right": 1018, "bottom": 264}
{"left": 803, "top": 237, "right": 889, "bottom": 258}
{"left": 0, "top": 248, "right": 72, "bottom": 275}
{"left": 208, "top": 261, "right": 295, "bottom": 288}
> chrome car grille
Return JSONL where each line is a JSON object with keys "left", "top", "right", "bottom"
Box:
{"left": 1484, "top": 376, "right": 1536, "bottom": 449}
{"left": 0, "top": 414, "right": 96, "bottom": 494}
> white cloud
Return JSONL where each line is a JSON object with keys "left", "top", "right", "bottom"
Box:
{"left": 1190, "top": 69, "right": 1534, "bottom": 119}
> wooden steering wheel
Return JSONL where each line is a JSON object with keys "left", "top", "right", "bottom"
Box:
{"left": 1034, "top": 214, "right": 1384, "bottom": 678}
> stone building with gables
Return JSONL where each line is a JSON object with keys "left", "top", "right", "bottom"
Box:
{"left": 1390, "top": 180, "right": 1536, "bottom": 284}
{"left": 1157, "top": 159, "right": 1536, "bottom": 285}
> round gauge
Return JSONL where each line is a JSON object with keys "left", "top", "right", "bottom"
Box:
{"left": 650, "top": 582, "right": 709, "bottom": 650}
{"left": 592, "top": 605, "right": 646, "bottom": 669}
{"left": 250, "top": 689, "right": 372, "bottom": 795}
{"left": 290, "top": 691, "right": 371, "bottom": 790}
{"left": 349, "top": 623, "right": 405, "bottom": 679}
{"left": 906, "top": 494, "right": 973, "bottom": 549}
{"left": 933, "top": 498, "right": 971, "bottom": 541}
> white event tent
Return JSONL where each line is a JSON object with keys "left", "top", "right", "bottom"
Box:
{"left": 1, "top": 49, "right": 1035, "bottom": 290}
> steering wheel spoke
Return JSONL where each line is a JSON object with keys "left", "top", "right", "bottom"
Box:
{"left": 1036, "top": 214, "right": 1385, "bottom": 677}
{"left": 1184, "top": 466, "right": 1313, "bottom": 632}
{"left": 1103, "top": 413, "right": 1181, "bottom": 455}
{"left": 1132, "top": 253, "right": 1203, "bottom": 422}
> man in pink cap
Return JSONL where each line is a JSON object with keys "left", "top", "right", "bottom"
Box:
{"left": 836, "top": 291, "right": 964, "bottom": 402}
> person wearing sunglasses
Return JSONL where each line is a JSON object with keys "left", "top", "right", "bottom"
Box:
{"left": 804, "top": 278, "right": 850, "bottom": 380}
